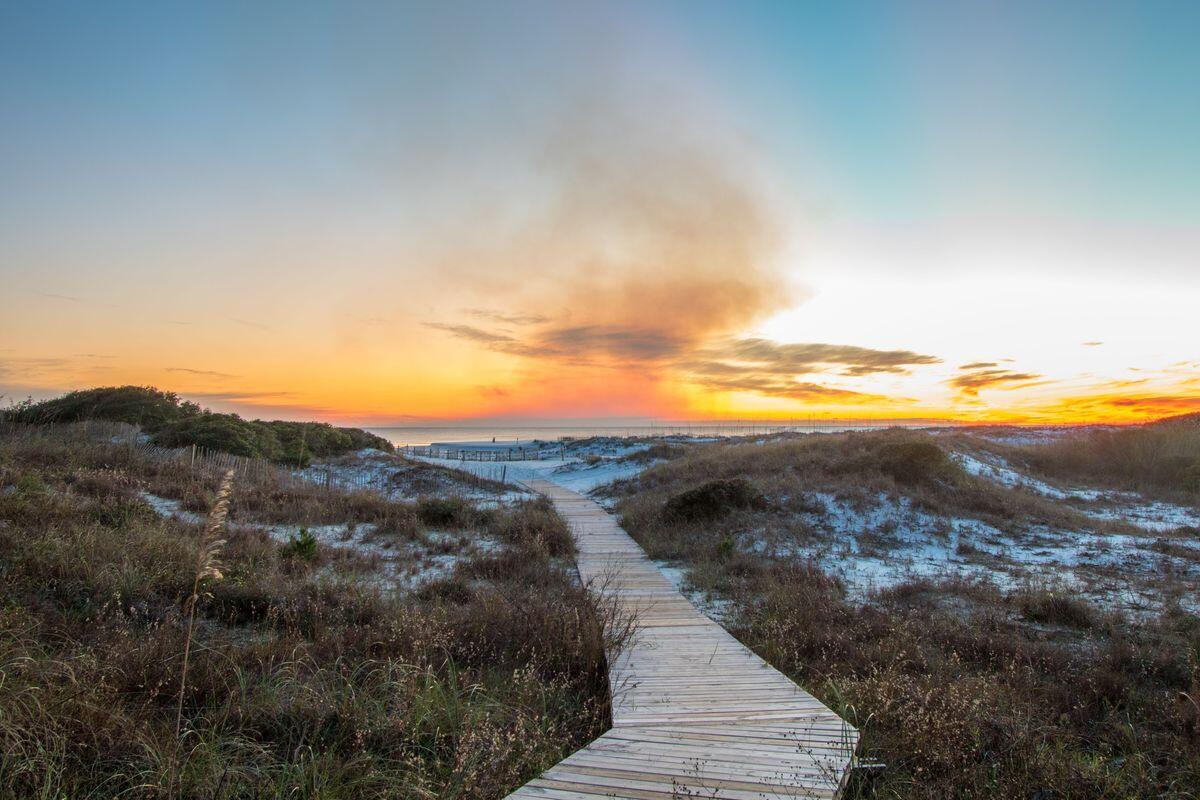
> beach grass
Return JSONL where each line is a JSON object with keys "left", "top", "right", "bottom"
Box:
{"left": 0, "top": 423, "right": 615, "bottom": 799}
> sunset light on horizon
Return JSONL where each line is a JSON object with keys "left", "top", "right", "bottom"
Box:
{"left": 3, "top": 1, "right": 1198, "bottom": 426}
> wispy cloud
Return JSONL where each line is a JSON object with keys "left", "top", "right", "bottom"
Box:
{"left": 1104, "top": 395, "right": 1200, "bottom": 412}
{"left": 0, "top": 357, "right": 71, "bottom": 379}
{"left": 464, "top": 308, "right": 550, "bottom": 326}
{"left": 675, "top": 339, "right": 937, "bottom": 403}
{"left": 33, "top": 291, "right": 81, "bottom": 302}
{"left": 1026, "top": 389, "right": 1200, "bottom": 422}
{"left": 958, "top": 361, "right": 998, "bottom": 370}
{"left": 948, "top": 367, "right": 1043, "bottom": 396}
{"left": 539, "top": 325, "right": 687, "bottom": 361}
{"left": 178, "top": 390, "right": 339, "bottom": 420}
{"left": 689, "top": 338, "right": 941, "bottom": 377}
{"left": 224, "top": 316, "right": 270, "bottom": 331}
{"left": 183, "top": 390, "right": 298, "bottom": 401}
{"left": 1082, "top": 341, "right": 1104, "bottom": 347}
{"left": 0, "top": 355, "right": 123, "bottom": 387}
{"left": 166, "top": 367, "right": 241, "bottom": 380}
{"left": 691, "top": 374, "right": 899, "bottom": 404}
{"left": 477, "top": 384, "right": 510, "bottom": 398}
{"left": 422, "top": 322, "right": 557, "bottom": 358}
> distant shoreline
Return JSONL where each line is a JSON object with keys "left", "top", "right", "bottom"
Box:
{"left": 367, "top": 420, "right": 931, "bottom": 447}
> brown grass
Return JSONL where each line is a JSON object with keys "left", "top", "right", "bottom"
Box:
{"left": 0, "top": 424, "right": 615, "bottom": 799}
{"left": 973, "top": 420, "right": 1200, "bottom": 503}
{"left": 607, "top": 429, "right": 1200, "bottom": 799}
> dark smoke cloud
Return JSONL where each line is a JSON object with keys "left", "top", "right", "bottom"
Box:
{"left": 420, "top": 59, "right": 793, "bottom": 361}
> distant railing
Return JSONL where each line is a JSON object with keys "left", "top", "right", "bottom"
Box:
{"left": 405, "top": 445, "right": 565, "bottom": 462}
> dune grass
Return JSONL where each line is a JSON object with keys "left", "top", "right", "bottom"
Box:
{"left": 0, "top": 424, "right": 614, "bottom": 799}
{"left": 604, "top": 428, "right": 1142, "bottom": 564}
{"left": 607, "top": 429, "right": 1200, "bottom": 799}
{"left": 1000, "top": 415, "right": 1200, "bottom": 501}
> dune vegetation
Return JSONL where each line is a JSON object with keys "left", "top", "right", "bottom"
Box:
{"left": 5, "top": 386, "right": 393, "bottom": 466}
{"left": 605, "top": 429, "right": 1200, "bottom": 799}
{"left": 0, "top": 422, "right": 618, "bottom": 799}
{"left": 1002, "top": 414, "right": 1200, "bottom": 500}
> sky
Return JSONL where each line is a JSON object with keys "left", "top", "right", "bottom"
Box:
{"left": 2, "top": 0, "right": 1198, "bottom": 424}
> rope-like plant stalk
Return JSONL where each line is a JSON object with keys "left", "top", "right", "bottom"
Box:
{"left": 175, "top": 468, "right": 234, "bottom": 739}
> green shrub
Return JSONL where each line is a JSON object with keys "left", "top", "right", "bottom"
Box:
{"left": 877, "top": 440, "right": 950, "bottom": 484}
{"left": 715, "top": 533, "right": 736, "bottom": 560}
{"left": 6, "top": 386, "right": 394, "bottom": 464}
{"left": 662, "top": 478, "right": 763, "bottom": 523}
{"left": 486, "top": 498, "right": 574, "bottom": 556}
{"left": 280, "top": 528, "right": 319, "bottom": 561}
{"left": 1176, "top": 458, "right": 1200, "bottom": 492}
{"left": 15, "top": 472, "right": 49, "bottom": 498}
{"left": 623, "top": 442, "right": 685, "bottom": 464}
{"left": 5, "top": 385, "right": 195, "bottom": 429}
{"left": 1018, "top": 588, "right": 1096, "bottom": 629}
{"left": 417, "top": 496, "right": 476, "bottom": 527}
{"left": 153, "top": 412, "right": 281, "bottom": 459}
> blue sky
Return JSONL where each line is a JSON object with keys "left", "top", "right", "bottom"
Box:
{"left": 6, "top": 1, "right": 1198, "bottom": 224}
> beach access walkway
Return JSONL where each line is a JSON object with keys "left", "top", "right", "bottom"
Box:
{"left": 504, "top": 479, "right": 858, "bottom": 800}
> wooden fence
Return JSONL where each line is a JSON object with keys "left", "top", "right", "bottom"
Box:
{"left": 405, "top": 445, "right": 565, "bottom": 461}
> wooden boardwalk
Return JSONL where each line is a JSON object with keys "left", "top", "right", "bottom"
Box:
{"left": 506, "top": 480, "right": 857, "bottom": 800}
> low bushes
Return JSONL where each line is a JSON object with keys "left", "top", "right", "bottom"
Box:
{"left": 486, "top": 497, "right": 574, "bottom": 556}
{"left": 662, "top": 477, "right": 764, "bottom": 522}
{"left": 1017, "top": 586, "right": 1096, "bottom": 629}
{"left": 877, "top": 440, "right": 952, "bottom": 484}
{"left": 6, "top": 385, "right": 394, "bottom": 465}
{"left": 417, "top": 496, "right": 479, "bottom": 527}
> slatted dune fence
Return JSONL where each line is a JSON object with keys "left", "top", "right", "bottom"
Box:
{"left": 405, "top": 444, "right": 565, "bottom": 461}
{"left": 506, "top": 480, "right": 858, "bottom": 799}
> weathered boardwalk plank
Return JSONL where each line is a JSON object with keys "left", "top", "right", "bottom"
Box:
{"left": 505, "top": 480, "right": 857, "bottom": 800}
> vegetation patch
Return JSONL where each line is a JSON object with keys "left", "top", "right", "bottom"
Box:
{"left": 876, "top": 439, "right": 953, "bottom": 484}
{"left": 662, "top": 477, "right": 764, "bottom": 522}
{"left": 608, "top": 429, "right": 1200, "bottom": 799}
{"left": 0, "top": 423, "right": 613, "bottom": 799}
{"left": 6, "top": 385, "right": 393, "bottom": 465}
{"left": 1004, "top": 413, "right": 1200, "bottom": 500}
{"left": 417, "top": 495, "right": 479, "bottom": 527}
{"left": 280, "top": 527, "right": 320, "bottom": 561}
{"left": 1016, "top": 585, "right": 1096, "bottom": 629}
